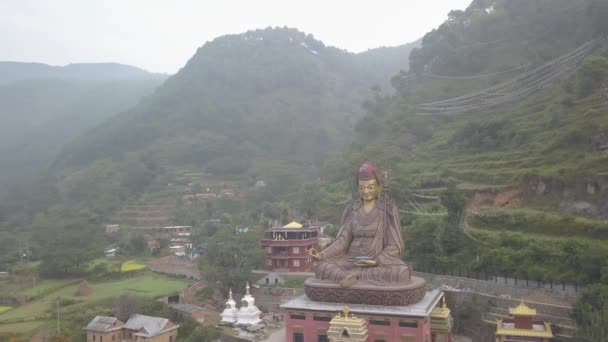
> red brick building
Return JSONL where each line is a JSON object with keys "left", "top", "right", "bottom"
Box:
{"left": 260, "top": 221, "right": 319, "bottom": 272}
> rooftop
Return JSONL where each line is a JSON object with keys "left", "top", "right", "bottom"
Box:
{"left": 171, "top": 303, "right": 206, "bottom": 314}
{"left": 283, "top": 221, "right": 303, "bottom": 228}
{"left": 509, "top": 302, "right": 537, "bottom": 317}
{"left": 84, "top": 316, "right": 123, "bottom": 332}
{"left": 124, "top": 314, "right": 176, "bottom": 337}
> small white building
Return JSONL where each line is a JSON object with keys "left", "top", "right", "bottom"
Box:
{"left": 236, "top": 282, "right": 262, "bottom": 326}
{"left": 221, "top": 289, "right": 238, "bottom": 324}
{"left": 104, "top": 248, "right": 117, "bottom": 258}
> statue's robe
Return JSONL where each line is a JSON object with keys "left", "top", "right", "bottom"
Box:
{"left": 314, "top": 198, "right": 410, "bottom": 285}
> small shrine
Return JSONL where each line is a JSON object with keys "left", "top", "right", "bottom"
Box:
{"left": 260, "top": 221, "right": 320, "bottom": 272}
{"left": 327, "top": 306, "right": 368, "bottom": 342}
{"left": 220, "top": 288, "right": 238, "bottom": 324}
{"left": 430, "top": 297, "right": 453, "bottom": 342}
{"left": 236, "top": 282, "right": 262, "bottom": 326}
{"left": 495, "top": 301, "right": 553, "bottom": 342}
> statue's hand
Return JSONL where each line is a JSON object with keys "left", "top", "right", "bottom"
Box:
{"left": 308, "top": 248, "right": 321, "bottom": 261}
{"left": 355, "top": 259, "right": 377, "bottom": 267}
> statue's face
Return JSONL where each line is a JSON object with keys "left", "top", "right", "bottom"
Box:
{"left": 358, "top": 179, "right": 379, "bottom": 203}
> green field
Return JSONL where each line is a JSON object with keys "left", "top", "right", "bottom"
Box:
{"left": 0, "top": 307, "right": 10, "bottom": 314}
{"left": 0, "top": 320, "right": 47, "bottom": 334}
{"left": 0, "top": 273, "right": 191, "bottom": 324}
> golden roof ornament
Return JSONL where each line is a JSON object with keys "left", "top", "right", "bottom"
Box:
{"left": 509, "top": 301, "right": 536, "bottom": 317}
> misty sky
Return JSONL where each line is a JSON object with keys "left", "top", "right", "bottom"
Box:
{"left": 2, "top": 0, "right": 471, "bottom": 74}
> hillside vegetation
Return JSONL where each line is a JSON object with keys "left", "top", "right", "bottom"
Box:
{"left": 0, "top": 63, "right": 167, "bottom": 188}
{"left": 27, "top": 28, "right": 415, "bottom": 218}
{"left": 319, "top": 0, "right": 608, "bottom": 286}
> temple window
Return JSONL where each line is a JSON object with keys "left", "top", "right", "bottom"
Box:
{"left": 370, "top": 320, "right": 390, "bottom": 326}
{"left": 399, "top": 321, "right": 418, "bottom": 328}
{"left": 290, "top": 314, "right": 306, "bottom": 320}
{"left": 293, "top": 333, "right": 304, "bottom": 342}
{"left": 292, "top": 247, "right": 300, "bottom": 254}
{"left": 293, "top": 259, "right": 300, "bottom": 266}
{"left": 317, "top": 335, "right": 328, "bottom": 342}
{"left": 313, "top": 316, "right": 331, "bottom": 321}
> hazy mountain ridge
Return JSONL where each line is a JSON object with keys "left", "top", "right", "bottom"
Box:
{"left": 0, "top": 63, "right": 167, "bottom": 187}
{"left": 49, "top": 28, "right": 414, "bottom": 190}
{"left": 0, "top": 61, "right": 167, "bottom": 85}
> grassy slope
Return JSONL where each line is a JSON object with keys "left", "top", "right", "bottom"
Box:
{"left": 0, "top": 273, "right": 191, "bottom": 324}
{"left": 402, "top": 88, "right": 608, "bottom": 191}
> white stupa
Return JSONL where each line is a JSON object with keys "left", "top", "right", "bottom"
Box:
{"left": 236, "top": 282, "right": 262, "bottom": 326}
{"left": 221, "top": 288, "right": 238, "bottom": 324}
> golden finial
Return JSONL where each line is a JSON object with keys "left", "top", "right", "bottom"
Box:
{"left": 442, "top": 296, "right": 447, "bottom": 309}
{"left": 343, "top": 306, "right": 350, "bottom": 320}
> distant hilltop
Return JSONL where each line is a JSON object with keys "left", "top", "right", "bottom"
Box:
{"left": 0, "top": 61, "right": 167, "bottom": 85}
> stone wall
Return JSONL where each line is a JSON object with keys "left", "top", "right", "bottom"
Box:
{"left": 414, "top": 272, "right": 579, "bottom": 306}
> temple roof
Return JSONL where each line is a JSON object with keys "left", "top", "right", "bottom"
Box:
{"left": 509, "top": 302, "right": 537, "bottom": 316}
{"left": 283, "top": 221, "right": 303, "bottom": 228}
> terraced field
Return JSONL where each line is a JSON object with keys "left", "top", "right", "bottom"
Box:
{"left": 0, "top": 272, "right": 192, "bottom": 337}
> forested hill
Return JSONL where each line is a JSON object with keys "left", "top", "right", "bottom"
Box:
{"left": 46, "top": 28, "right": 415, "bottom": 212}
{"left": 318, "top": 0, "right": 608, "bottom": 301}
{"left": 0, "top": 62, "right": 167, "bottom": 187}
{"left": 341, "top": 0, "right": 608, "bottom": 206}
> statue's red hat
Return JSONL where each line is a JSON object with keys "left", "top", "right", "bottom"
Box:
{"left": 358, "top": 162, "right": 378, "bottom": 181}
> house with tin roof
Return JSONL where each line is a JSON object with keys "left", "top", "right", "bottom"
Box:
{"left": 84, "top": 314, "right": 179, "bottom": 342}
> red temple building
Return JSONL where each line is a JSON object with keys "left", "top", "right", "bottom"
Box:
{"left": 260, "top": 221, "right": 319, "bottom": 272}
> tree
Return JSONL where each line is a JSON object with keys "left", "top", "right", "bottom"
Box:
{"left": 572, "top": 284, "right": 608, "bottom": 341}
{"left": 438, "top": 183, "right": 466, "bottom": 254}
{"left": 129, "top": 234, "right": 147, "bottom": 255}
{"left": 199, "top": 228, "right": 264, "bottom": 291}
{"left": 33, "top": 208, "right": 104, "bottom": 278}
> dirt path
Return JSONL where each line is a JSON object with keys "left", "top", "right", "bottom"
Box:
{"left": 261, "top": 326, "right": 285, "bottom": 342}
